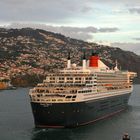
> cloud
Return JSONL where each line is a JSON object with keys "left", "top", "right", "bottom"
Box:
{"left": 0, "top": 0, "right": 140, "bottom": 24}
{"left": 0, "top": 0, "right": 140, "bottom": 27}
{"left": 133, "top": 38, "right": 140, "bottom": 41}
{"left": 111, "top": 42, "right": 140, "bottom": 55}
{"left": 129, "top": 8, "right": 140, "bottom": 14}
{"left": 6, "top": 23, "right": 119, "bottom": 41}
{"left": 7, "top": 23, "right": 119, "bottom": 33}
{"left": 98, "top": 28, "right": 119, "bottom": 32}
{"left": 0, "top": 0, "right": 94, "bottom": 23}
{"left": 80, "top": 6, "right": 93, "bottom": 13}
{"left": 0, "top": 0, "right": 140, "bottom": 55}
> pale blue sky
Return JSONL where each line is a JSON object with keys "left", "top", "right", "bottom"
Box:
{"left": 0, "top": 0, "right": 140, "bottom": 54}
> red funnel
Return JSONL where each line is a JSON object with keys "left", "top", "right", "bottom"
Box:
{"left": 89, "top": 55, "right": 99, "bottom": 67}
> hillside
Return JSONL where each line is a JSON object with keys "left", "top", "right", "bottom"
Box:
{"left": 0, "top": 28, "right": 140, "bottom": 86}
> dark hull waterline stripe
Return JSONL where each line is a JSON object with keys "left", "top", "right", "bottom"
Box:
{"left": 35, "top": 108, "right": 125, "bottom": 128}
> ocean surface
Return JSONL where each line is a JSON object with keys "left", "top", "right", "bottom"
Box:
{"left": 0, "top": 85, "right": 140, "bottom": 140}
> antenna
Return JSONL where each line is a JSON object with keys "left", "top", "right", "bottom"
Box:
{"left": 67, "top": 51, "right": 71, "bottom": 69}
{"left": 114, "top": 59, "right": 119, "bottom": 71}
{"left": 68, "top": 52, "right": 70, "bottom": 60}
{"left": 83, "top": 51, "right": 86, "bottom": 60}
{"left": 82, "top": 51, "right": 86, "bottom": 69}
{"left": 115, "top": 60, "right": 118, "bottom": 68}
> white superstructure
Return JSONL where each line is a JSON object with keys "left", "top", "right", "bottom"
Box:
{"left": 29, "top": 52, "right": 137, "bottom": 104}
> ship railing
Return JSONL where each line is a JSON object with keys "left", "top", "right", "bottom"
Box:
{"left": 84, "top": 89, "right": 132, "bottom": 100}
{"left": 97, "top": 87, "right": 132, "bottom": 93}
{"left": 31, "top": 98, "right": 76, "bottom": 103}
{"left": 46, "top": 83, "right": 86, "bottom": 87}
{"left": 31, "top": 95, "right": 77, "bottom": 103}
{"left": 30, "top": 90, "right": 78, "bottom": 95}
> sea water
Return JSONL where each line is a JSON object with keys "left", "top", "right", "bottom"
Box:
{"left": 0, "top": 85, "right": 140, "bottom": 140}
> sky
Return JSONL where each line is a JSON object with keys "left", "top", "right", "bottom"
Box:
{"left": 0, "top": 0, "right": 140, "bottom": 55}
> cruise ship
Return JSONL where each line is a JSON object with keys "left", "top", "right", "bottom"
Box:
{"left": 29, "top": 52, "right": 136, "bottom": 128}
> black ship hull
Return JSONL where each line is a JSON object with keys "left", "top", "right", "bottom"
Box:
{"left": 31, "top": 93, "right": 131, "bottom": 128}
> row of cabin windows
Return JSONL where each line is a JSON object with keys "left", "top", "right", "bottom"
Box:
{"left": 97, "top": 75, "right": 127, "bottom": 78}
{"left": 49, "top": 75, "right": 127, "bottom": 80}
{"left": 59, "top": 77, "right": 64, "bottom": 80}
{"left": 54, "top": 80, "right": 95, "bottom": 83}
{"left": 36, "top": 94, "right": 66, "bottom": 97}
{"left": 97, "top": 77, "right": 127, "bottom": 80}
{"left": 32, "top": 98, "right": 75, "bottom": 102}
{"left": 50, "top": 77, "right": 55, "bottom": 80}
{"left": 97, "top": 74, "right": 125, "bottom": 77}
{"left": 58, "top": 81, "right": 94, "bottom": 84}
{"left": 98, "top": 80, "right": 127, "bottom": 83}
{"left": 49, "top": 77, "right": 93, "bottom": 81}
{"left": 78, "top": 90, "right": 92, "bottom": 93}
{"left": 32, "top": 94, "right": 77, "bottom": 99}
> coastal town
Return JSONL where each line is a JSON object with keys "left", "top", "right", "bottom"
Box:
{"left": 0, "top": 28, "right": 68, "bottom": 87}
{"left": 0, "top": 28, "right": 140, "bottom": 89}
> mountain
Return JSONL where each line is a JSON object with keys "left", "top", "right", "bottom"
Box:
{"left": 0, "top": 27, "right": 140, "bottom": 86}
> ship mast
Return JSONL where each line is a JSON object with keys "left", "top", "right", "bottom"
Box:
{"left": 114, "top": 60, "right": 119, "bottom": 71}
{"left": 67, "top": 52, "right": 71, "bottom": 69}
{"left": 82, "top": 51, "right": 86, "bottom": 69}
